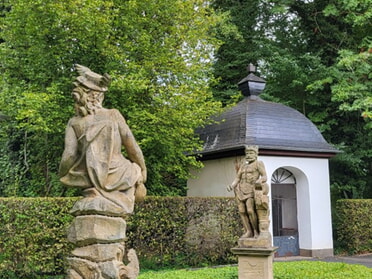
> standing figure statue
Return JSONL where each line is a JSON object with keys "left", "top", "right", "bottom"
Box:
{"left": 60, "top": 65, "right": 146, "bottom": 279}
{"left": 228, "top": 145, "right": 271, "bottom": 246}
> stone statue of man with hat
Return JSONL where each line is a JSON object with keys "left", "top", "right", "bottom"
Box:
{"left": 60, "top": 65, "right": 146, "bottom": 279}
{"left": 60, "top": 64, "right": 147, "bottom": 212}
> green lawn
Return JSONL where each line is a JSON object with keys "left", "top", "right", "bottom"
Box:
{"left": 2, "top": 261, "right": 371, "bottom": 279}
{"left": 138, "top": 261, "right": 372, "bottom": 279}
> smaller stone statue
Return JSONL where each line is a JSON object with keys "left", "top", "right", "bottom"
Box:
{"left": 228, "top": 145, "right": 271, "bottom": 247}
{"left": 60, "top": 64, "right": 146, "bottom": 279}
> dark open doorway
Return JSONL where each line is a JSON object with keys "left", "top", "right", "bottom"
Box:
{"left": 271, "top": 168, "right": 299, "bottom": 256}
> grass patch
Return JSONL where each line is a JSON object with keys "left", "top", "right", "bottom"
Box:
{"left": 273, "top": 261, "right": 371, "bottom": 279}
{"left": 138, "top": 261, "right": 372, "bottom": 279}
{"left": 139, "top": 266, "right": 237, "bottom": 279}
{"left": 1, "top": 261, "right": 370, "bottom": 279}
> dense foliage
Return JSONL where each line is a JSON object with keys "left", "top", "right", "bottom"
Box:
{"left": 1, "top": 197, "right": 370, "bottom": 277}
{"left": 212, "top": 0, "right": 371, "bottom": 199}
{"left": 128, "top": 197, "right": 241, "bottom": 269}
{"left": 0, "top": 0, "right": 227, "bottom": 196}
{"left": 0, "top": 198, "right": 76, "bottom": 278}
{"left": 334, "top": 199, "right": 372, "bottom": 254}
{"left": 0, "top": 197, "right": 241, "bottom": 277}
{"left": 0, "top": 0, "right": 370, "bottom": 198}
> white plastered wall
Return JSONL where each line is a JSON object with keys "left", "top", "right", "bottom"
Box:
{"left": 187, "top": 155, "right": 334, "bottom": 254}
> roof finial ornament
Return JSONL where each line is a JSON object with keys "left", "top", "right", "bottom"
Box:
{"left": 247, "top": 63, "right": 256, "bottom": 74}
{"left": 238, "top": 63, "right": 266, "bottom": 97}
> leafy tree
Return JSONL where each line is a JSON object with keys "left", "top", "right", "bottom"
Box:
{"left": 211, "top": 0, "right": 328, "bottom": 112}
{"left": 320, "top": 0, "right": 371, "bottom": 121}
{"left": 291, "top": 0, "right": 371, "bottom": 198}
{"left": 211, "top": 0, "right": 261, "bottom": 105}
{"left": 0, "top": 0, "right": 226, "bottom": 196}
{"left": 211, "top": 0, "right": 371, "bottom": 198}
{"left": 308, "top": 0, "right": 372, "bottom": 198}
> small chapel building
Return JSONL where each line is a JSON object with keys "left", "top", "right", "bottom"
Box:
{"left": 187, "top": 65, "right": 339, "bottom": 257}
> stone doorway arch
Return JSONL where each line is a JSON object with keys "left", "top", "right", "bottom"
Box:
{"left": 271, "top": 167, "right": 299, "bottom": 256}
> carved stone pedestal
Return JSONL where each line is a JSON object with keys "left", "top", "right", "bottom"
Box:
{"left": 66, "top": 192, "right": 139, "bottom": 279}
{"left": 231, "top": 247, "right": 277, "bottom": 279}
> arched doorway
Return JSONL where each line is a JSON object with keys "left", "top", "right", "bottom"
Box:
{"left": 271, "top": 168, "right": 299, "bottom": 256}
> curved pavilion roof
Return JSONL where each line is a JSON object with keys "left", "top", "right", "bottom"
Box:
{"left": 196, "top": 96, "right": 339, "bottom": 159}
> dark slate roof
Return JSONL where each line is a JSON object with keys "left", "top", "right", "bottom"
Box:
{"left": 196, "top": 96, "right": 339, "bottom": 156}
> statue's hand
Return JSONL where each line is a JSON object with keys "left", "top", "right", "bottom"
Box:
{"left": 227, "top": 184, "right": 233, "bottom": 192}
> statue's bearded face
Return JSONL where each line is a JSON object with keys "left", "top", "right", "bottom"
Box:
{"left": 245, "top": 150, "right": 257, "bottom": 162}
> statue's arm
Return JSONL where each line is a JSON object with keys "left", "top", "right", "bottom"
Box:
{"left": 116, "top": 110, "right": 147, "bottom": 182}
{"left": 228, "top": 167, "right": 242, "bottom": 192}
{"left": 59, "top": 120, "right": 78, "bottom": 177}
{"left": 256, "top": 161, "right": 269, "bottom": 194}
{"left": 256, "top": 161, "right": 267, "bottom": 184}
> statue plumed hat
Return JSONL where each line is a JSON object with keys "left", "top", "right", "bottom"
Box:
{"left": 75, "top": 64, "right": 111, "bottom": 92}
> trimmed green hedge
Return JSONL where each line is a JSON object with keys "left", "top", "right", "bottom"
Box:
{"left": 334, "top": 199, "right": 372, "bottom": 254}
{"left": 0, "top": 198, "right": 77, "bottom": 278}
{"left": 127, "top": 197, "right": 241, "bottom": 269}
{"left": 0, "top": 197, "right": 241, "bottom": 277}
{"left": 1, "top": 197, "right": 371, "bottom": 277}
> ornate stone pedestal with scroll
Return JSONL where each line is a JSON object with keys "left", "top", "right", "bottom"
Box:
{"left": 231, "top": 247, "right": 277, "bottom": 279}
{"left": 228, "top": 145, "right": 276, "bottom": 279}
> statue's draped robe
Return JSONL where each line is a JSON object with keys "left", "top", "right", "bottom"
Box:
{"left": 60, "top": 109, "right": 141, "bottom": 212}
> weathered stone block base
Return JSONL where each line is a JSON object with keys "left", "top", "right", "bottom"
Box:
{"left": 66, "top": 248, "right": 139, "bottom": 279}
{"left": 66, "top": 196, "right": 139, "bottom": 279}
{"left": 238, "top": 232, "right": 272, "bottom": 248}
{"left": 68, "top": 215, "right": 127, "bottom": 246}
{"left": 231, "top": 247, "right": 277, "bottom": 279}
{"left": 299, "top": 248, "right": 334, "bottom": 258}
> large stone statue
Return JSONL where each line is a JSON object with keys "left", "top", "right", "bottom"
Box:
{"left": 228, "top": 145, "right": 271, "bottom": 247}
{"left": 60, "top": 65, "right": 147, "bottom": 279}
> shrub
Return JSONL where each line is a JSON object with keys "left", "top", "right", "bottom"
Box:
{"left": 0, "top": 197, "right": 241, "bottom": 277}
{"left": 0, "top": 198, "right": 77, "bottom": 278}
{"left": 127, "top": 197, "right": 241, "bottom": 269}
{"left": 334, "top": 199, "right": 372, "bottom": 254}
{"left": 1, "top": 197, "right": 371, "bottom": 277}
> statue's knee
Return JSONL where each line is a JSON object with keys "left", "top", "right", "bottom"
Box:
{"left": 238, "top": 203, "right": 246, "bottom": 214}
{"left": 247, "top": 208, "right": 255, "bottom": 215}
{"left": 239, "top": 210, "right": 246, "bottom": 216}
